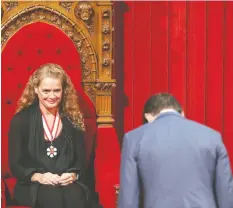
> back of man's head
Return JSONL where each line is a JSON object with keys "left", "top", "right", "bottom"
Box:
{"left": 144, "top": 93, "right": 183, "bottom": 116}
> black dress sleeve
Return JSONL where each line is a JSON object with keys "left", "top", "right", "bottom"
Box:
{"left": 8, "top": 112, "right": 40, "bottom": 183}
{"left": 66, "top": 129, "right": 86, "bottom": 180}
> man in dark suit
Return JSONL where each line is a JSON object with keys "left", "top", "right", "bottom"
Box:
{"left": 119, "top": 93, "right": 233, "bottom": 208}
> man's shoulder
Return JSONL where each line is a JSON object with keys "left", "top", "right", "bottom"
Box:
{"left": 186, "top": 118, "right": 221, "bottom": 137}
{"left": 125, "top": 123, "right": 151, "bottom": 140}
{"left": 122, "top": 124, "right": 151, "bottom": 152}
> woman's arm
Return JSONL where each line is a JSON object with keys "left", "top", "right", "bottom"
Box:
{"left": 8, "top": 113, "right": 42, "bottom": 183}
{"left": 66, "top": 129, "right": 86, "bottom": 181}
{"left": 58, "top": 129, "right": 86, "bottom": 186}
{"left": 8, "top": 114, "right": 37, "bottom": 183}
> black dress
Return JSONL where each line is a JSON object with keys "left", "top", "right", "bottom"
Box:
{"left": 8, "top": 104, "right": 88, "bottom": 208}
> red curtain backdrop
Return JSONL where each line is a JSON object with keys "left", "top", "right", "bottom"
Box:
{"left": 117, "top": 1, "right": 233, "bottom": 171}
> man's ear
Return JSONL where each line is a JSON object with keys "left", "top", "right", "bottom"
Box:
{"left": 181, "top": 111, "right": 185, "bottom": 117}
{"left": 144, "top": 113, "right": 149, "bottom": 121}
{"left": 144, "top": 113, "right": 157, "bottom": 123}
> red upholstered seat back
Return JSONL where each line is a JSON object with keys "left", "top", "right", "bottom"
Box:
{"left": 1, "top": 22, "right": 96, "bottom": 177}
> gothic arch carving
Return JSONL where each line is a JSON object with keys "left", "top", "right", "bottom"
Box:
{"left": 1, "top": 5, "right": 97, "bottom": 82}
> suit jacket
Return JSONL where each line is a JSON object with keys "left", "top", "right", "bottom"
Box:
{"left": 119, "top": 112, "right": 233, "bottom": 208}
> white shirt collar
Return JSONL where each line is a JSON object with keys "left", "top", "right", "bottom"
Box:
{"left": 159, "top": 109, "right": 177, "bottom": 115}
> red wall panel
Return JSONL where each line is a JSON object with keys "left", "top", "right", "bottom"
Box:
{"left": 123, "top": 1, "right": 134, "bottom": 133}
{"left": 119, "top": 1, "right": 233, "bottom": 170}
{"left": 205, "top": 2, "right": 224, "bottom": 133}
{"left": 133, "top": 2, "right": 152, "bottom": 127}
{"left": 169, "top": 2, "right": 187, "bottom": 109}
{"left": 224, "top": 1, "right": 233, "bottom": 168}
{"left": 186, "top": 2, "right": 206, "bottom": 124}
{"left": 151, "top": 2, "right": 169, "bottom": 94}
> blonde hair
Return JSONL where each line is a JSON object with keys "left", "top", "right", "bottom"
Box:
{"left": 17, "top": 63, "right": 85, "bottom": 131}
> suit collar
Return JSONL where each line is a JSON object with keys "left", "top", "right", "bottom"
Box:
{"left": 154, "top": 111, "right": 183, "bottom": 121}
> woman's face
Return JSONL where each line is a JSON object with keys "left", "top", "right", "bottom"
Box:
{"left": 35, "top": 77, "right": 63, "bottom": 110}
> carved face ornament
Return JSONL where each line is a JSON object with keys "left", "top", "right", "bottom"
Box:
{"left": 76, "top": 3, "right": 93, "bottom": 21}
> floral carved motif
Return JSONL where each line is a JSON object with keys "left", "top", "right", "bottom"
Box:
{"left": 59, "top": 2, "right": 73, "bottom": 11}
{"left": 102, "top": 10, "right": 110, "bottom": 18}
{"left": 4, "top": 1, "right": 18, "bottom": 11}
{"left": 102, "top": 24, "right": 110, "bottom": 34}
{"left": 85, "top": 82, "right": 115, "bottom": 104}
{"left": 103, "top": 42, "right": 110, "bottom": 51}
{"left": 87, "top": 83, "right": 116, "bottom": 94}
{"left": 102, "top": 57, "right": 110, "bottom": 67}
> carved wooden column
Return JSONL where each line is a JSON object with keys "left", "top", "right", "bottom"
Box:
{"left": 96, "top": 1, "right": 115, "bottom": 126}
{"left": 84, "top": 82, "right": 115, "bottom": 126}
{"left": 73, "top": 1, "right": 115, "bottom": 127}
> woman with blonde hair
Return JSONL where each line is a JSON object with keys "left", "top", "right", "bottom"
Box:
{"left": 9, "top": 63, "right": 88, "bottom": 208}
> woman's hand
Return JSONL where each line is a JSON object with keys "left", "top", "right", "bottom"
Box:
{"left": 58, "top": 173, "right": 77, "bottom": 186}
{"left": 31, "top": 172, "right": 60, "bottom": 185}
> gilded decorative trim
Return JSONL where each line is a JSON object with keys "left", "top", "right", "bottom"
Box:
{"left": 86, "top": 82, "right": 116, "bottom": 95}
{"left": 4, "top": 1, "right": 18, "bottom": 11}
{"left": 1, "top": 5, "right": 97, "bottom": 83}
{"left": 1, "top": 7, "right": 4, "bottom": 19}
{"left": 100, "top": 6, "right": 112, "bottom": 79}
{"left": 74, "top": 2, "right": 94, "bottom": 33}
{"left": 83, "top": 82, "right": 116, "bottom": 105}
{"left": 59, "top": 2, "right": 73, "bottom": 11}
{"left": 103, "top": 42, "right": 110, "bottom": 51}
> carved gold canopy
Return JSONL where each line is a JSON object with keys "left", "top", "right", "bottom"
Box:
{"left": 1, "top": 1, "right": 115, "bottom": 126}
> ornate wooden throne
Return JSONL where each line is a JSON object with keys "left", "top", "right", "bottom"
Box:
{"left": 1, "top": 1, "right": 120, "bottom": 208}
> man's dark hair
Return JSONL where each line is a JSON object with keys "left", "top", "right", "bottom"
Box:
{"left": 143, "top": 93, "right": 182, "bottom": 123}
